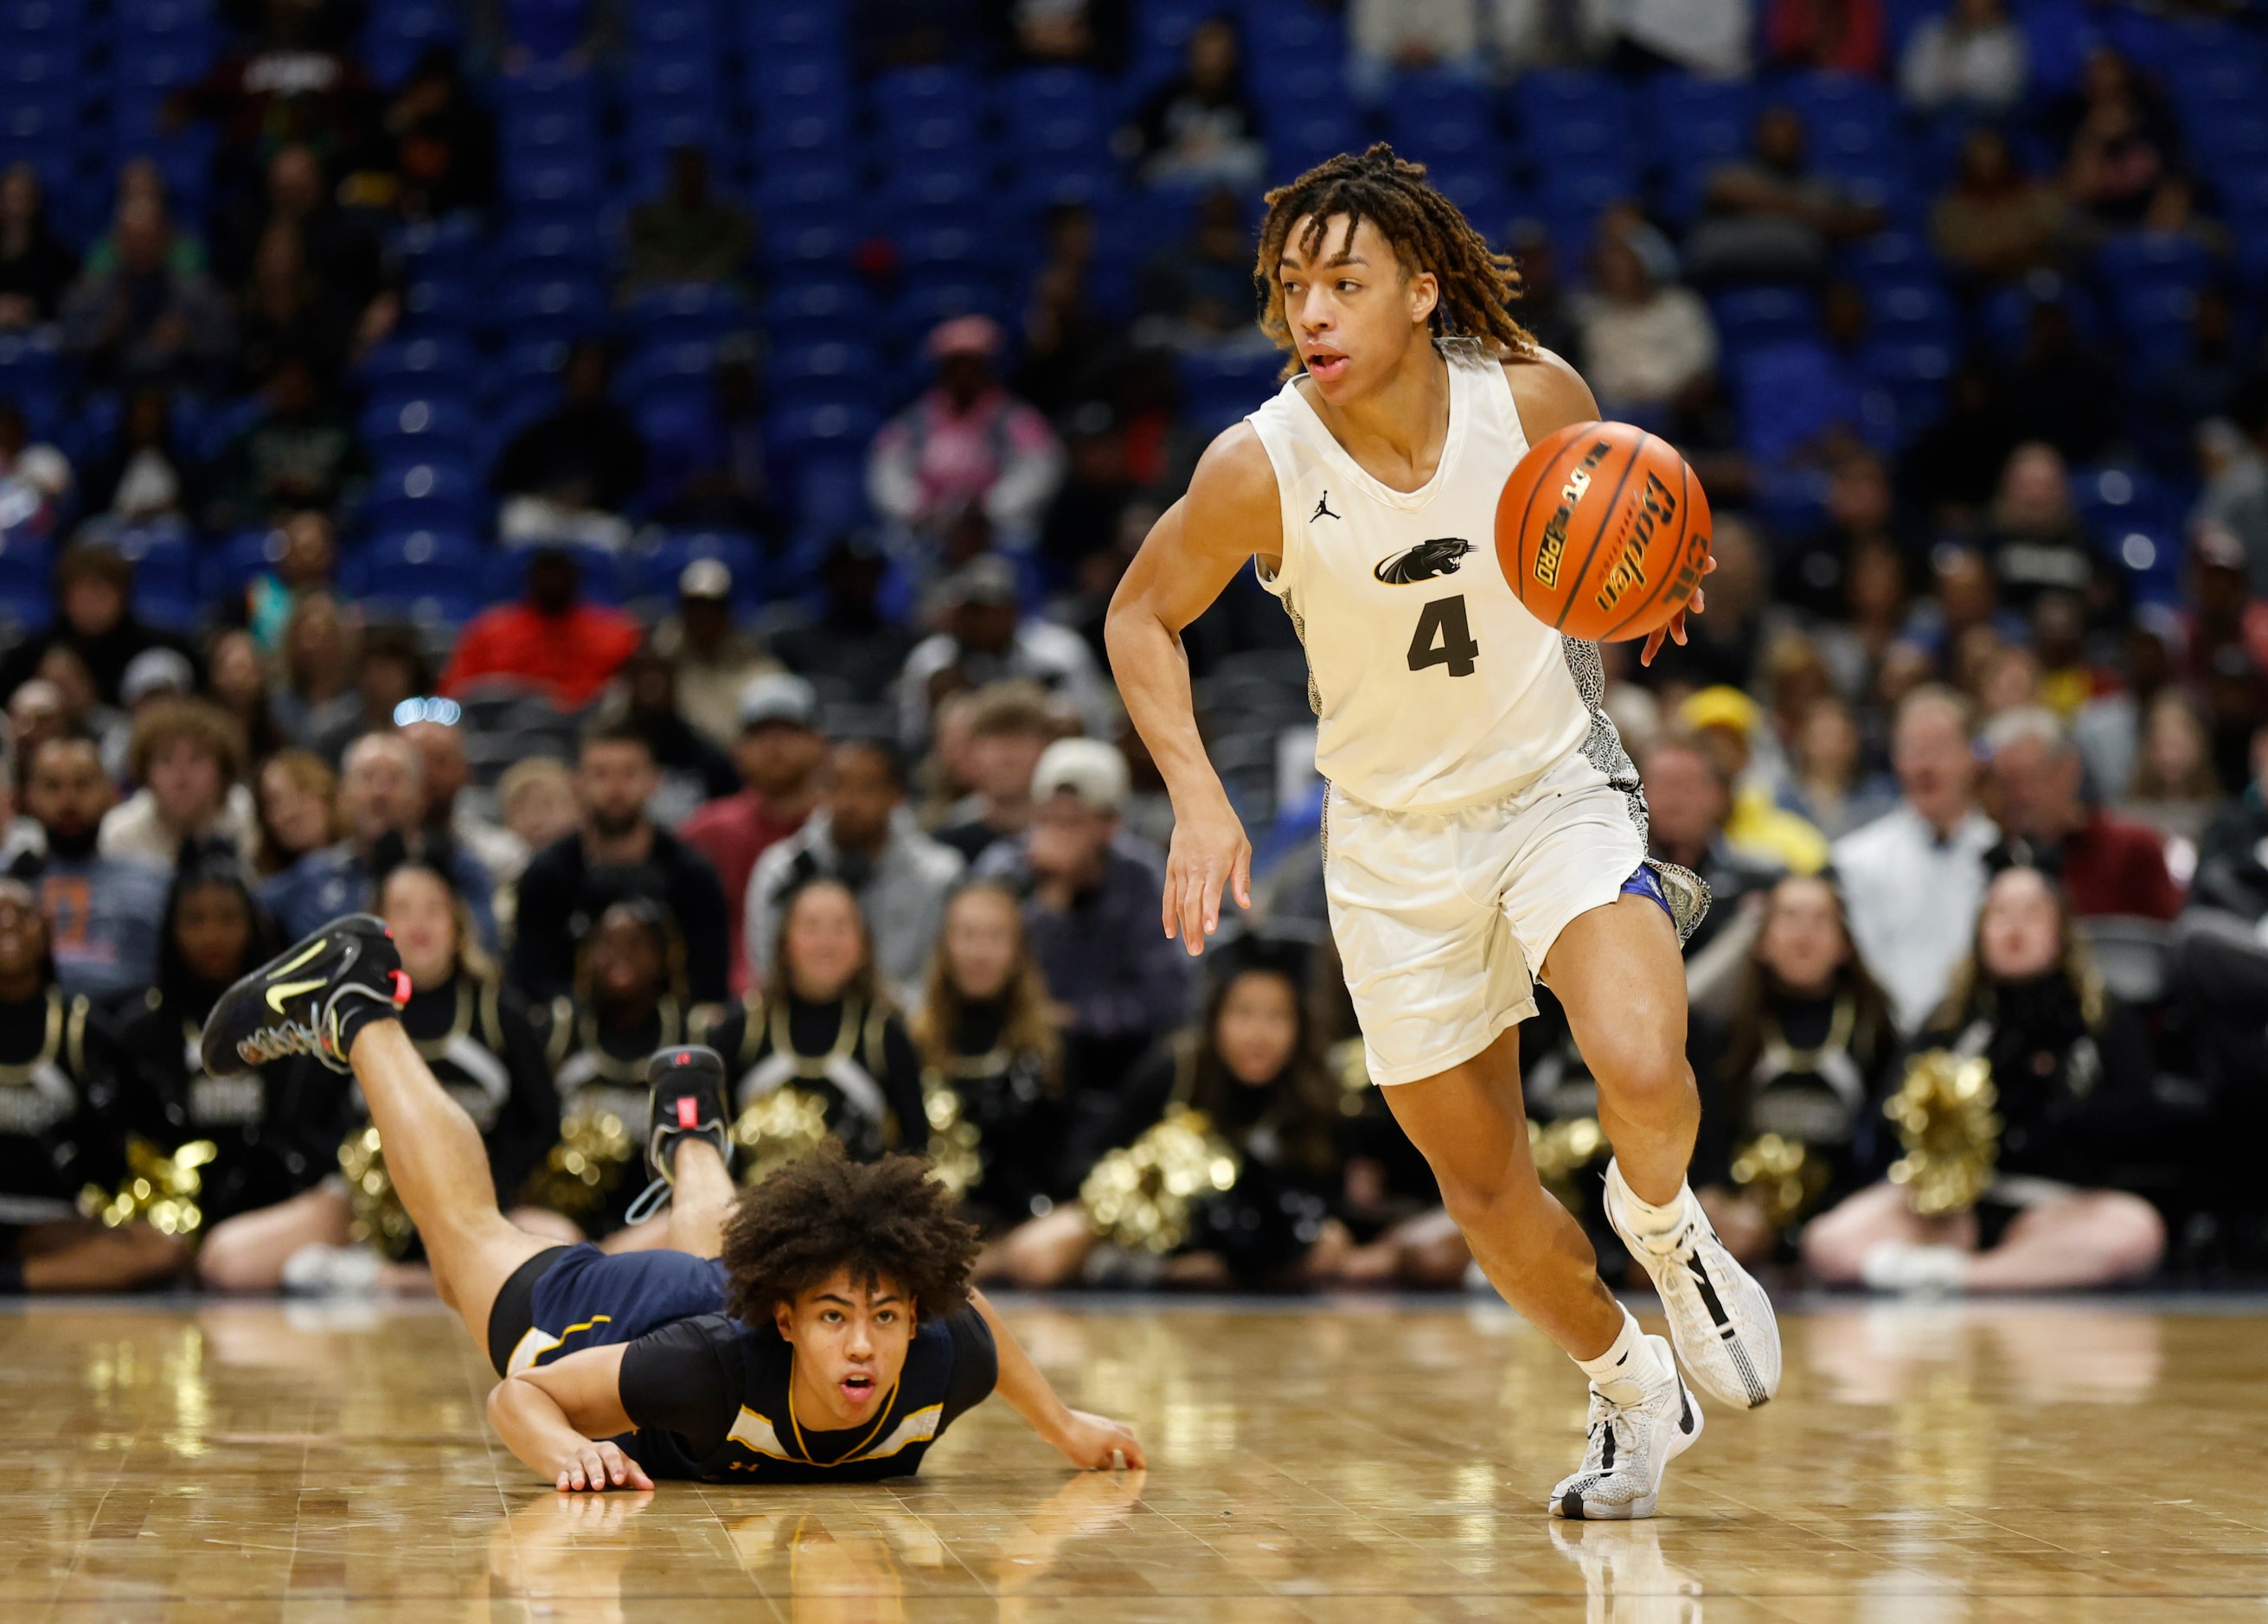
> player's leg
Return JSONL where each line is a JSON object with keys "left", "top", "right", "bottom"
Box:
{"left": 200, "top": 915, "right": 552, "bottom": 1341}
{"left": 1544, "top": 886, "right": 1781, "bottom": 1411}
{"left": 1963, "top": 1192, "right": 2165, "bottom": 1289}
{"left": 1385, "top": 1045, "right": 1701, "bottom": 1520}
{"left": 197, "top": 1184, "right": 355, "bottom": 1291}
{"left": 344, "top": 1020, "right": 554, "bottom": 1327}
{"left": 1383, "top": 1035, "right": 1625, "bottom": 1352}
{"left": 1799, "top": 1180, "right": 1958, "bottom": 1283}
{"left": 661, "top": 1135, "right": 736, "bottom": 1258}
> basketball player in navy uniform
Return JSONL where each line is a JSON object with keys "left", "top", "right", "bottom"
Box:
{"left": 1107, "top": 146, "right": 1779, "bottom": 1519}
{"left": 200, "top": 914, "right": 1145, "bottom": 1488}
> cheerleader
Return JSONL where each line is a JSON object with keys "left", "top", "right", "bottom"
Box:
{"left": 702, "top": 878, "right": 926, "bottom": 1173}
{"left": 0, "top": 879, "right": 183, "bottom": 1292}
{"left": 999, "top": 932, "right": 1464, "bottom": 1290}
{"left": 1805, "top": 866, "right": 2168, "bottom": 1291}
{"left": 524, "top": 899, "right": 702, "bottom": 1244}
{"left": 122, "top": 851, "right": 362, "bottom": 1290}
{"left": 1687, "top": 873, "right": 1901, "bottom": 1265}
{"left": 909, "top": 882, "right": 1068, "bottom": 1244}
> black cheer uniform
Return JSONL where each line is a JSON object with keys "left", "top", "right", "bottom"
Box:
{"left": 704, "top": 992, "right": 926, "bottom": 1166}
{"left": 116, "top": 985, "right": 352, "bottom": 1225}
{"left": 926, "top": 1001, "right": 1067, "bottom": 1230}
{"left": 1691, "top": 989, "right": 1900, "bottom": 1243}
{"left": 381, "top": 974, "right": 560, "bottom": 1214}
{"left": 533, "top": 994, "right": 706, "bottom": 1237}
{"left": 0, "top": 988, "right": 129, "bottom": 1237}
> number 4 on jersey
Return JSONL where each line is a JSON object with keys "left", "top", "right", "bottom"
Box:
{"left": 1406, "top": 594, "right": 1480, "bottom": 677}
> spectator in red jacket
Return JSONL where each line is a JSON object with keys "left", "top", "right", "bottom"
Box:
{"left": 679, "top": 673, "right": 826, "bottom": 994}
{"left": 1983, "top": 706, "right": 2184, "bottom": 919}
{"left": 438, "top": 548, "right": 640, "bottom": 713}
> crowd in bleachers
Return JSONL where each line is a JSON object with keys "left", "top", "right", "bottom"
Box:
{"left": 0, "top": 0, "right": 2264, "bottom": 1297}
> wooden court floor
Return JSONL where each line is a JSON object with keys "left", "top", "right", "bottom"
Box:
{"left": 3, "top": 1295, "right": 2265, "bottom": 1622}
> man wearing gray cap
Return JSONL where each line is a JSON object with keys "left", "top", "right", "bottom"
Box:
{"left": 975, "top": 738, "right": 1192, "bottom": 1154}
{"left": 894, "top": 555, "right": 1111, "bottom": 754}
{"left": 682, "top": 673, "right": 825, "bottom": 994}
{"left": 651, "top": 558, "right": 778, "bottom": 750}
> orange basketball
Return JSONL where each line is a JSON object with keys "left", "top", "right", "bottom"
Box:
{"left": 1495, "top": 420, "right": 1712, "bottom": 643}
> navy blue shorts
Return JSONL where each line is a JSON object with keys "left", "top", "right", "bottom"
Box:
{"left": 486, "top": 1242, "right": 731, "bottom": 1377}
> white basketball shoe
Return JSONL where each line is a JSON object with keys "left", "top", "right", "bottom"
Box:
{"left": 1605, "top": 1160, "right": 1782, "bottom": 1410}
{"left": 1548, "top": 1333, "right": 1703, "bottom": 1520}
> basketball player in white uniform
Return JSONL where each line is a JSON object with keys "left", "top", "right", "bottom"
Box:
{"left": 1107, "top": 148, "right": 1780, "bottom": 1519}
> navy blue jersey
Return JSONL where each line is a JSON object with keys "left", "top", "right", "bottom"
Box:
{"left": 618, "top": 1307, "right": 997, "bottom": 1483}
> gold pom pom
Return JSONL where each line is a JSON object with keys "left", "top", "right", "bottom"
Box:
{"left": 730, "top": 1087, "right": 835, "bottom": 1187}
{"left": 1883, "top": 1051, "right": 2000, "bottom": 1218}
{"left": 79, "top": 1136, "right": 217, "bottom": 1238}
{"left": 1730, "top": 1134, "right": 1830, "bottom": 1231}
{"left": 920, "top": 1080, "right": 983, "bottom": 1201}
{"left": 518, "top": 1112, "right": 637, "bottom": 1220}
{"left": 1528, "top": 1116, "right": 1608, "bottom": 1212}
{"left": 338, "top": 1124, "right": 419, "bottom": 1259}
{"left": 1080, "top": 1108, "right": 1240, "bottom": 1254}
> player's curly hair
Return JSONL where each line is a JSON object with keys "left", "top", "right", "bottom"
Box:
{"left": 1254, "top": 143, "right": 1536, "bottom": 378}
{"left": 719, "top": 1142, "right": 979, "bottom": 1323}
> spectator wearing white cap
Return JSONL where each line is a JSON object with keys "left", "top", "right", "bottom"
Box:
{"left": 650, "top": 557, "right": 779, "bottom": 751}
{"left": 683, "top": 673, "right": 825, "bottom": 994}
{"left": 976, "top": 737, "right": 1194, "bottom": 1141}
{"left": 745, "top": 734, "right": 964, "bottom": 1006}
{"left": 894, "top": 554, "right": 1111, "bottom": 755}
{"left": 868, "top": 316, "right": 1064, "bottom": 562}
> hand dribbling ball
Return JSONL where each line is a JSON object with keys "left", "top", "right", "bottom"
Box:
{"left": 1495, "top": 420, "right": 1712, "bottom": 643}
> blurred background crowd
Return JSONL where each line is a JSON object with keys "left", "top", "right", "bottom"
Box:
{"left": 0, "top": 0, "right": 2265, "bottom": 1299}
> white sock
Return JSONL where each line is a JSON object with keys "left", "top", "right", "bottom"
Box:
{"left": 1574, "top": 1305, "right": 1669, "bottom": 1405}
{"left": 1605, "top": 1159, "right": 1691, "bottom": 1240}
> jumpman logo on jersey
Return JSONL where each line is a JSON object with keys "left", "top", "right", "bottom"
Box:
{"left": 1311, "top": 491, "right": 1339, "bottom": 523}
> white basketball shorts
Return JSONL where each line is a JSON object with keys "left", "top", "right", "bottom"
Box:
{"left": 1323, "top": 746, "right": 1650, "bottom": 1087}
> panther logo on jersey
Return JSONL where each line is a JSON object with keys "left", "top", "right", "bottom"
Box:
{"left": 1373, "top": 537, "right": 1474, "bottom": 584}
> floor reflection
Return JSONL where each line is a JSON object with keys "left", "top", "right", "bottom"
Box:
{"left": 1801, "top": 1299, "right": 2164, "bottom": 1405}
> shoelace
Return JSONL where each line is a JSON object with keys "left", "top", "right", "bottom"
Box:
{"left": 621, "top": 1176, "right": 673, "bottom": 1226}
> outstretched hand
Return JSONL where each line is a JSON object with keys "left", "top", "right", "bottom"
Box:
{"left": 1163, "top": 794, "right": 1252, "bottom": 956}
{"left": 554, "top": 1438, "right": 653, "bottom": 1493}
{"left": 1639, "top": 553, "right": 1719, "bottom": 668}
{"left": 1048, "top": 1409, "right": 1150, "bottom": 1472}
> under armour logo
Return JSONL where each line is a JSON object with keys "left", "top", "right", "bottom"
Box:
{"left": 1311, "top": 491, "right": 1339, "bottom": 522}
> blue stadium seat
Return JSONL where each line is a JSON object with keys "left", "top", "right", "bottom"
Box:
{"left": 204, "top": 527, "right": 285, "bottom": 596}
{"left": 498, "top": 277, "right": 608, "bottom": 342}
{"left": 764, "top": 221, "right": 853, "bottom": 276}
{"left": 616, "top": 338, "right": 717, "bottom": 409}
{"left": 399, "top": 274, "right": 478, "bottom": 335}
{"left": 756, "top": 159, "right": 858, "bottom": 221}
{"left": 746, "top": 2, "right": 840, "bottom": 53}
{"left": 629, "top": 0, "right": 713, "bottom": 49}
{"left": 881, "top": 162, "right": 989, "bottom": 221}
{"left": 345, "top": 527, "right": 487, "bottom": 604}
{"left": 1712, "top": 285, "right": 1825, "bottom": 350}
{"left": 486, "top": 543, "right": 626, "bottom": 604}
{"left": 360, "top": 395, "right": 483, "bottom": 465}
{"left": 762, "top": 278, "right": 876, "bottom": 339}
{"left": 1386, "top": 73, "right": 1496, "bottom": 169}
{"left": 772, "top": 340, "right": 881, "bottom": 409}
{"left": 625, "top": 50, "right": 722, "bottom": 116}
{"left": 1271, "top": 105, "right": 1364, "bottom": 177}
{"left": 1867, "top": 280, "right": 1956, "bottom": 347}
{"left": 2073, "top": 464, "right": 2178, "bottom": 584}
{"left": 1862, "top": 339, "right": 1954, "bottom": 441}
{"left": 791, "top": 451, "right": 870, "bottom": 537}
{"left": 1734, "top": 342, "right": 1862, "bottom": 465}
{"left": 497, "top": 218, "right": 606, "bottom": 280}
{"left": 503, "top": 154, "right": 603, "bottom": 207}
{"left": 365, "top": 461, "right": 484, "bottom": 532}
{"left": 1648, "top": 76, "right": 1753, "bottom": 221}
{"left": 1178, "top": 348, "right": 1282, "bottom": 437}
{"left": 1980, "top": 277, "right": 2106, "bottom": 356}
{"left": 624, "top": 283, "right": 748, "bottom": 347}
{"left": 360, "top": 336, "right": 481, "bottom": 393}
{"left": 885, "top": 282, "right": 1003, "bottom": 351}
{"left": 768, "top": 402, "right": 881, "bottom": 460}
{"left": 363, "top": 0, "right": 461, "bottom": 86}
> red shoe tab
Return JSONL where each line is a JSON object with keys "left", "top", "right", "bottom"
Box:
{"left": 676, "top": 1097, "right": 699, "bottom": 1129}
{"left": 388, "top": 969, "right": 412, "bottom": 1007}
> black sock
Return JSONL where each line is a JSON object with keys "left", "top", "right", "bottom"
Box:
{"left": 336, "top": 1003, "right": 402, "bottom": 1065}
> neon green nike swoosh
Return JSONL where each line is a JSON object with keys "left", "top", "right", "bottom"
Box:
{"left": 266, "top": 976, "right": 328, "bottom": 1013}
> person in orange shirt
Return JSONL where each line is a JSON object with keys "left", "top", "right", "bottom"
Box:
{"left": 439, "top": 549, "right": 641, "bottom": 713}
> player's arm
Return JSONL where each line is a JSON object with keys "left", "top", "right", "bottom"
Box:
{"left": 969, "top": 1288, "right": 1149, "bottom": 1471}
{"left": 1504, "top": 348, "right": 1713, "bottom": 667}
{"left": 486, "top": 1344, "right": 657, "bottom": 1493}
{"left": 1104, "top": 424, "right": 1283, "bottom": 955}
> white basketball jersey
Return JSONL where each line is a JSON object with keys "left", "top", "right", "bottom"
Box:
{"left": 1249, "top": 345, "right": 1616, "bottom": 813}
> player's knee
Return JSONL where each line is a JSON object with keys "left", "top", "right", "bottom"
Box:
{"left": 2088, "top": 1192, "right": 2166, "bottom": 1279}
{"left": 107, "top": 1224, "right": 189, "bottom": 1290}
{"left": 1586, "top": 1035, "right": 1695, "bottom": 1126}
{"left": 195, "top": 1231, "right": 266, "bottom": 1293}
{"left": 1798, "top": 1193, "right": 1877, "bottom": 1283}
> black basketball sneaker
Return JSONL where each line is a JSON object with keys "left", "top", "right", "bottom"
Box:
{"left": 623, "top": 1045, "right": 737, "bottom": 1224}
{"left": 200, "top": 914, "right": 411, "bottom": 1079}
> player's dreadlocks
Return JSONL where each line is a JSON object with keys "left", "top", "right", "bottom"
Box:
{"left": 720, "top": 1142, "right": 979, "bottom": 1321}
{"left": 1254, "top": 144, "right": 1536, "bottom": 377}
